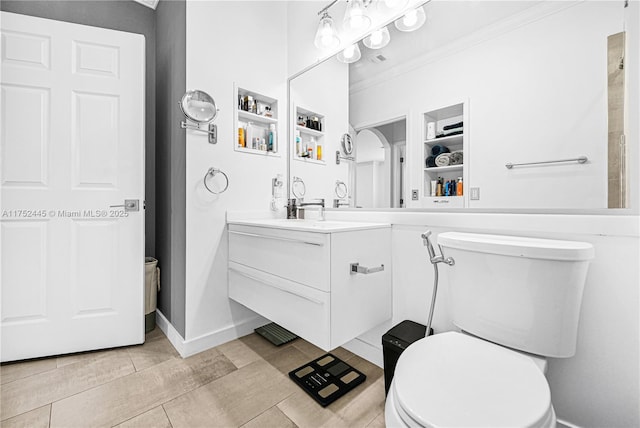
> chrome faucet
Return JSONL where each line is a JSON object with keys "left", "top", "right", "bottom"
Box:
{"left": 298, "top": 199, "right": 325, "bottom": 221}
{"left": 286, "top": 198, "right": 298, "bottom": 219}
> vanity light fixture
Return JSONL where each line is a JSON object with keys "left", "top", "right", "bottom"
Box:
{"left": 377, "top": 0, "right": 408, "bottom": 12}
{"left": 337, "top": 43, "right": 362, "bottom": 63}
{"left": 363, "top": 26, "right": 391, "bottom": 49}
{"left": 394, "top": 6, "right": 426, "bottom": 32}
{"left": 315, "top": 0, "right": 341, "bottom": 49}
{"left": 343, "top": 0, "right": 371, "bottom": 32}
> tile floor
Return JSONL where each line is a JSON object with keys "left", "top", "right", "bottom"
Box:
{"left": 0, "top": 328, "right": 386, "bottom": 427}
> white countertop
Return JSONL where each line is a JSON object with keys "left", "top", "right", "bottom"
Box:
{"left": 227, "top": 218, "right": 391, "bottom": 233}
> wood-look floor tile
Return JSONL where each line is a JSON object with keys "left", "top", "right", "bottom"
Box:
{"left": 277, "top": 355, "right": 384, "bottom": 428}
{"left": 238, "top": 333, "right": 295, "bottom": 360}
{"left": 126, "top": 328, "right": 180, "bottom": 372}
{"left": 291, "top": 339, "right": 355, "bottom": 363}
{"left": 163, "top": 359, "right": 296, "bottom": 428}
{"left": 114, "top": 406, "right": 172, "bottom": 428}
{"left": 49, "top": 348, "right": 236, "bottom": 428}
{"left": 319, "top": 378, "right": 386, "bottom": 428}
{"left": 55, "top": 347, "right": 123, "bottom": 368}
{"left": 1, "top": 351, "right": 135, "bottom": 421}
{"left": 263, "top": 344, "right": 315, "bottom": 376}
{"left": 366, "top": 410, "right": 386, "bottom": 428}
{"left": 330, "top": 347, "right": 356, "bottom": 363}
{"left": 291, "top": 339, "right": 325, "bottom": 360}
{"left": 1, "top": 358, "right": 57, "bottom": 385}
{"left": 241, "top": 406, "right": 297, "bottom": 428}
{"left": 216, "top": 338, "right": 262, "bottom": 369}
{"left": 0, "top": 404, "right": 50, "bottom": 428}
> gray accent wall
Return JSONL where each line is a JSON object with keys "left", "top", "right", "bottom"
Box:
{"left": 0, "top": 0, "right": 157, "bottom": 257}
{"left": 155, "top": 0, "right": 186, "bottom": 337}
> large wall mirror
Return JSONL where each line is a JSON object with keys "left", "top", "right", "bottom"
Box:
{"left": 288, "top": 0, "right": 633, "bottom": 211}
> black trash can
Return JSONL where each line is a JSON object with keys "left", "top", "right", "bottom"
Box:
{"left": 382, "top": 320, "right": 430, "bottom": 396}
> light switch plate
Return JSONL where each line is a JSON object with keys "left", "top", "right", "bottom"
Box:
{"left": 411, "top": 189, "right": 419, "bottom": 200}
{"left": 470, "top": 187, "right": 480, "bottom": 200}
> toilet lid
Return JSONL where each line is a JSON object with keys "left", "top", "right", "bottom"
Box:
{"left": 393, "top": 332, "right": 554, "bottom": 428}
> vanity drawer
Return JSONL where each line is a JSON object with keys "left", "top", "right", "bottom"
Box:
{"left": 228, "top": 262, "right": 331, "bottom": 350}
{"left": 228, "top": 224, "right": 330, "bottom": 291}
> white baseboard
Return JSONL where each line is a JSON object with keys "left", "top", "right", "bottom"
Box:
{"left": 155, "top": 310, "right": 269, "bottom": 358}
{"left": 341, "top": 337, "right": 383, "bottom": 368}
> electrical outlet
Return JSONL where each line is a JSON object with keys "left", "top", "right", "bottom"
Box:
{"left": 411, "top": 189, "right": 419, "bottom": 200}
{"left": 470, "top": 187, "right": 480, "bottom": 200}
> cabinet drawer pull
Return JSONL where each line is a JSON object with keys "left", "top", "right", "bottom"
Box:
{"left": 229, "top": 230, "right": 324, "bottom": 247}
{"left": 229, "top": 267, "right": 325, "bottom": 305}
{"left": 350, "top": 263, "right": 385, "bottom": 275}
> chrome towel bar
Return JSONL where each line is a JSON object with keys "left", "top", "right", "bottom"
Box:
{"left": 505, "top": 156, "right": 588, "bottom": 169}
{"left": 350, "top": 263, "right": 385, "bottom": 275}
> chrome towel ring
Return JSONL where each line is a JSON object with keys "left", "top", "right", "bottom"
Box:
{"left": 292, "top": 176, "right": 306, "bottom": 199}
{"left": 204, "top": 167, "right": 229, "bottom": 194}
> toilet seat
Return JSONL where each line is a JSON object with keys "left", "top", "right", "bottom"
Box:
{"left": 392, "top": 331, "right": 555, "bottom": 428}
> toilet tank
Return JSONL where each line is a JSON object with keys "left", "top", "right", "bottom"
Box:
{"left": 437, "top": 232, "right": 594, "bottom": 358}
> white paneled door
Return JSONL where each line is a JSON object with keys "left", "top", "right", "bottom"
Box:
{"left": 0, "top": 12, "right": 145, "bottom": 362}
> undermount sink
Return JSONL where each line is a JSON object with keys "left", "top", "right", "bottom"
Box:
{"left": 227, "top": 218, "right": 388, "bottom": 233}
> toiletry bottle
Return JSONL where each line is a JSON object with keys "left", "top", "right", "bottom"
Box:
{"left": 268, "top": 124, "right": 276, "bottom": 152}
{"left": 295, "top": 130, "right": 301, "bottom": 157}
{"left": 310, "top": 137, "right": 316, "bottom": 160}
{"left": 317, "top": 144, "right": 323, "bottom": 161}
{"left": 430, "top": 180, "right": 437, "bottom": 196}
{"left": 238, "top": 126, "right": 245, "bottom": 147}
{"left": 457, "top": 177, "right": 463, "bottom": 196}
{"left": 245, "top": 122, "right": 254, "bottom": 150}
{"left": 444, "top": 180, "right": 450, "bottom": 197}
{"left": 436, "top": 177, "right": 443, "bottom": 196}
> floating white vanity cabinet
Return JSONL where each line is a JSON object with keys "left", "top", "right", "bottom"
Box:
{"left": 227, "top": 220, "right": 391, "bottom": 351}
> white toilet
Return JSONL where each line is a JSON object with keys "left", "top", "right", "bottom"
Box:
{"left": 385, "top": 232, "right": 594, "bottom": 428}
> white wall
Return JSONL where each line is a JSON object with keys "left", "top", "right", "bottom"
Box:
{"left": 183, "top": 1, "right": 288, "bottom": 346}
{"left": 351, "top": 1, "right": 628, "bottom": 210}
{"left": 326, "top": 209, "right": 639, "bottom": 428}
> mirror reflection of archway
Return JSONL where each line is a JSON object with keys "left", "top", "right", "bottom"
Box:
{"left": 355, "top": 119, "right": 406, "bottom": 208}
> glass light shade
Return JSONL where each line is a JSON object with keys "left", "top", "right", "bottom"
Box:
{"left": 314, "top": 13, "right": 340, "bottom": 49}
{"left": 363, "top": 26, "right": 391, "bottom": 49}
{"left": 394, "top": 6, "right": 426, "bottom": 32}
{"left": 337, "top": 43, "right": 362, "bottom": 64}
{"left": 343, "top": 0, "right": 371, "bottom": 32}
{"left": 377, "top": 0, "right": 408, "bottom": 12}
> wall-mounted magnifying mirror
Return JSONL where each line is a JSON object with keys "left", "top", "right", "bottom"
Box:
{"left": 341, "top": 133, "right": 353, "bottom": 155}
{"left": 179, "top": 89, "right": 219, "bottom": 144}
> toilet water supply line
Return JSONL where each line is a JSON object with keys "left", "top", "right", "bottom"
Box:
{"left": 421, "top": 231, "right": 455, "bottom": 337}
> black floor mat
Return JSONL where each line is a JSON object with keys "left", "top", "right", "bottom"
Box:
{"left": 288, "top": 353, "right": 366, "bottom": 407}
{"left": 254, "top": 323, "right": 298, "bottom": 346}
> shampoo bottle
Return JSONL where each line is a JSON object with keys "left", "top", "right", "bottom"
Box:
{"left": 310, "top": 137, "right": 316, "bottom": 160}
{"left": 456, "top": 177, "right": 463, "bottom": 196}
{"left": 245, "top": 122, "right": 254, "bottom": 150}
{"left": 238, "top": 126, "right": 245, "bottom": 147}
{"left": 295, "top": 130, "right": 302, "bottom": 157}
{"left": 268, "top": 124, "right": 277, "bottom": 152}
